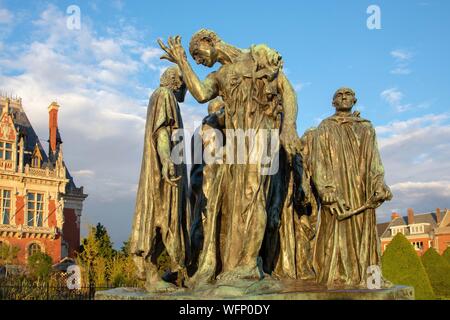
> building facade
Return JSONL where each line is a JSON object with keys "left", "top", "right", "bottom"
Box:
{"left": 0, "top": 95, "right": 87, "bottom": 264}
{"left": 379, "top": 208, "right": 450, "bottom": 256}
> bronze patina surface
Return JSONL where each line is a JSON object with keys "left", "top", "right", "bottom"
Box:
{"left": 158, "top": 29, "right": 303, "bottom": 285}
{"left": 311, "top": 88, "right": 393, "bottom": 289}
{"left": 129, "top": 66, "right": 190, "bottom": 293}
{"left": 125, "top": 30, "right": 406, "bottom": 299}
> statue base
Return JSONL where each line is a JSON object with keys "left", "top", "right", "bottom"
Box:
{"left": 95, "top": 279, "right": 414, "bottom": 300}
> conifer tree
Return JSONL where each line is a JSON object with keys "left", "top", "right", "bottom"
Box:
{"left": 382, "top": 233, "right": 435, "bottom": 300}
{"left": 422, "top": 248, "right": 450, "bottom": 298}
{"left": 443, "top": 247, "right": 450, "bottom": 266}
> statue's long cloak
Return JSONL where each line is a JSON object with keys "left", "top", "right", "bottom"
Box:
{"left": 265, "top": 151, "right": 316, "bottom": 280}
{"left": 312, "top": 113, "right": 386, "bottom": 287}
{"left": 191, "top": 45, "right": 283, "bottom": 283}
{"left": 130, "top": 87, "right": 188, "bottom": 268}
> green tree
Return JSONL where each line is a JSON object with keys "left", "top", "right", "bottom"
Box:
{"left": 77, "top": 226, "right": 102, "bottom": 287}
{"left": 382, "top": 233, "right": 435, "bottom": 300}
{"left": 0, "top": 243, "right": 20, "bottom": 266}
{"left": 422, "top": 248, "right": 450, "bottom": 298}
{"left": 443, "top": 247, "right": 450, "bottom": 266}
{"left": 94, "top": 223, "right": 115, "bottom": 258}
{"left": 27, "top": 251, "right": 53, "bottom": 280}
{"left": 77, "top": 224, "right": 140, "bottom": 289}
{"left": 121, "top": 238, "right": 131, "bottom": 256}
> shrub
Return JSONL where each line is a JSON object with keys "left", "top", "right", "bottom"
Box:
{"left": 381, "top": 233, "right": 435, "bottom": 300}
{"left": 421, "top": 248, "right": 450, "bottom": 297}
{"left": 443, "top": 247, "right": 450, "bottom": 266}
{"left": 27, "top": 251, "right": 53, "bottom": 280}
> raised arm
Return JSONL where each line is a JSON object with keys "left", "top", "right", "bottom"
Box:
{"left": 158, "top": 36, "right": 218, "bottom": 103}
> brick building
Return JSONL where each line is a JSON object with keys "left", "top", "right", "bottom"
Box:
{"left": 0, "top": 95, "right": 87, "bottom": 264}
{"left": 379, "top": 208, "right": 450, "bottom": 256}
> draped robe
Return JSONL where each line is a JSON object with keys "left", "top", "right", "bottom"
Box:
{"left": 311, "top": 113, "right": 389, "bottom": 287}
{"left": 130, "top": 86, "right": 189, "bottom": 273}
{"left": 192, "top": 45, "right": 284, "bottom": 283}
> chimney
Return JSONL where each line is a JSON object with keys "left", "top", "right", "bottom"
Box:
{"left": 436, "top": 208, "right": 442, "bottom": 225}
{"left": 407, "top": 208, "right": 415, "bottom": 225}
{"left": 48, "top": 102, "right": 60, "bottom": 154}
{"left": 391, "top": 212, "right": 400, "bottom": 221}
{"left": 3, "top": 98, "right": 10, "bottom": 115}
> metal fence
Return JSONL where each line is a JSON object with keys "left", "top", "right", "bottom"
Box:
{"left": 0, "top": 281, "right": 118, "bottom": 300}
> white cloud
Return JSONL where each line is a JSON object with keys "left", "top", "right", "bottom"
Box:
{"left": 0, "top": 8, "right": 13, "bottom": 24}
{"left": 391, "top": 67, "right": 411, "bottom": 75}
{"left": 376, "top": 113, "right": 450, "bottom": 221}
{"left": 72, "top": 170, "right": 96, "bottom": 178}
{"left": 375, "top": 113, "right": 448, "bottom": 137}
{"left": 390, "top": 49, "right": 413, "bottom": 76}
{"left": 380, "top": 87, "right": 417, "bottom": 113}
{"left": 0, "top": 5, "right": 207, "bottom": 246}
{"left": 390, "top": 49, "right": 413, "bottom": 61}
{"left": 141, "top": 47, "right": 164, "bottom": 70}
{"left": 381, "top": 88, "right": 403, "bottom": 105}
{"left": 390, "top": 181, "right": 450, "bottom": 198}
{"left": 293, "top": 81, "right": 311, "bottom": 92}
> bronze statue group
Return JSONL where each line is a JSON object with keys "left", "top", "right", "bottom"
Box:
{"left": 129, "top": 29, "right": 393, "bottom": 293}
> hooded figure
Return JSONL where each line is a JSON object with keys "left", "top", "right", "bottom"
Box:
{"left": 130, "top": 66, "right": 189, "bottom": 292}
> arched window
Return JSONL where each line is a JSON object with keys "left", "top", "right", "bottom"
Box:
{"left": 28, "top": 243, "right": 42, "bottom": 256}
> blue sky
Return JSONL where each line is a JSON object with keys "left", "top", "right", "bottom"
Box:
{"left": 1, "top": 0, "right": 449, "bottom": 247}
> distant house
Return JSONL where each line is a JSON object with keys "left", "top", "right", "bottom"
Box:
{"left": 0, "top": 95, "right": 87, "bottom": 264}
{"left": 379, "top": 208, "right": 450, "bottom": 256}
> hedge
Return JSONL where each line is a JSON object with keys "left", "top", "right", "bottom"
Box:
{"left": 382, "top": 233, "right": 435, "bottom": 300}
{"left": 443, "top": 247, "right": 450, "bottom": 266}
{"left": 421, "top": 248, "right": 450, "bottom": 297}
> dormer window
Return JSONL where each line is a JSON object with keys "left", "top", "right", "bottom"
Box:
{"left": 31, "top": 144, "right": 43, "bottom": 168}
{"left": 410, "top": 224, "right": 425, "bottom": 234}
{"left": 391, "top": 227, "right": 406, "bottom": 236}
{"left": 32, "top": 156, "right": 40, "bottom": 168}
{"left": 0, "top": 141, "right": 12, "bottom": 161}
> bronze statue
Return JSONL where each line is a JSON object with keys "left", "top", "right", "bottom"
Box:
{"left": 188, "top": 97, "right": 225, "bottom": 275}
{"left": 129, "top": 66, "right": 189, "bottom": 292}
{"left": 125, "top": 28, "right": 399, "bottom": 298}
{"left": 158, "top": 29, "right": 300, "bottom": 284}
{"left": 299, "top": 128, "right": 319, "bottom": 254}
{"left": 311, "top": 88, "right": 393, "bottom": 289}
{"left": 262, "top": 147, "right": 316, "bottom": 280}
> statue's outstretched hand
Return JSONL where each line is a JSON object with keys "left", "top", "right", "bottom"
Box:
{"left": 162, "top": 158, "right": 181, "bottom": 187}
{"left": 158, "top": 36, "right": 187, "bottom": 65}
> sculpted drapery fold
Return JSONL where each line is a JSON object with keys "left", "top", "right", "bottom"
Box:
{"left": 130, "top": 74, "right": 190, "bottom": 291}
{"left": 312, "top": 111, "right": 391, "bottom": 288}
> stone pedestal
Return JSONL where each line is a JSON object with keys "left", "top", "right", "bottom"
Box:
{"left": 95, "top": 279, "right": 414, "bottom": 300}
